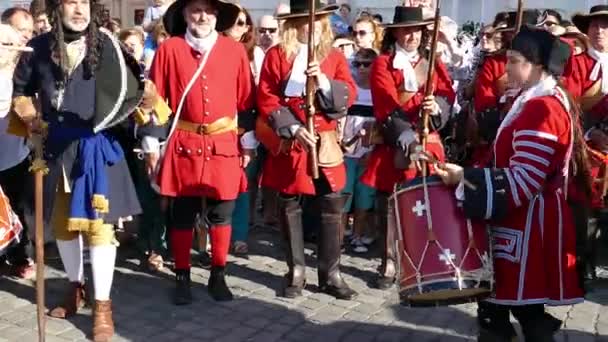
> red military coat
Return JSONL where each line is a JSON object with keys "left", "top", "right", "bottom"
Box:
{"left": 149, "top": 34, "right": 253, "bottom": 199}
{"left": 473, "top": 53, "right": 507, "bottom": 113}
{"left": 257, "top": 46, "right": 356, "bottom": 195}
{"left": 360, "top": 52, "right": 455, "bottom": 193}
{"left": 484, "top": 87, "right": 582, "bottom": 305}
{"left": 562, "top": 51, "right": 607, "bottom": 208}
{"left": 470, "top": 53, "right": 510, "bottom": 167}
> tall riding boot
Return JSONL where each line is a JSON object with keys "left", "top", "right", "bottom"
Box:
{"left": 92, "top": 300, "right": 114, "bottom": 342}
{"left": 48, "top": 282, "right": 86, "bottom": 318}
{"left": 513, "top": 305, "right": 561, "bottom": 342}
{"left": 476, "top": 302, "right": 517, "bottom": 342}
{"left": 317, "top": 194, "right": 358, "bottom": 300}
{"left": 278, "top": 195, "right": 306, "bottom": 298}
{"left": 374, "top": 192, "right": 397, "bottom": 289}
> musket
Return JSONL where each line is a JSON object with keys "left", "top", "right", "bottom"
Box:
{"left": 514, "top": 0, "right": 524, "bottom": 33}
{"left": 419, "top": 0, "right": 442, "bottom": 176}
{"left": 305, "top": 0, "right": 319, "bottom": 179}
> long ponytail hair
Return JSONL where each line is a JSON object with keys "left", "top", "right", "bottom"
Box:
{"left": 558, "top": 82, "right": 593, "bottom": 199}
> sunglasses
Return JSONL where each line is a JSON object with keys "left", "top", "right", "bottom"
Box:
{"left": 236, "top": 19, "right": 247, "bottom": 27}
{"left": 543, "top": 21, "right": 559, "bottom": 27}
{"left": 352, "top": 60, "right": 372, "bottom": 68}
{"left": 258, "top": 27, "right": 277, "bottom": 34}
{"left": 353, "top": 30, "right": 370, "bottom": 37}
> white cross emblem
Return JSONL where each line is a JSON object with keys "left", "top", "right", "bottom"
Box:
{"left": 439, "top": 249, "right": 456, "bottom": 265}
{"left": 412, "top": 200, "right": 426, "bottom": 217}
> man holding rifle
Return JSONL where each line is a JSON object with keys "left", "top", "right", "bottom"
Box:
{"left": 256, "top": 0, "right": 357, "bottom": 300}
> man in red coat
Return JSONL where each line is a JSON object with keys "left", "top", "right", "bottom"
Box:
{"left": 359, "top": 6, "right": 455, "bottom": 289}
{"left": 148, "top": 0, "right": 253, "bottom": 304}
{"left": 470, "top": 10, "right": 543, "bottom": 167}
{"left": 256, "top": 0, "right": 357, "bottom": 300}
{"left": 562, "top": 5, "right": 608, "bottom": 284}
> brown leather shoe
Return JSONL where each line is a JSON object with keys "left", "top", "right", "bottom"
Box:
{"left": 92, "top": 300, "right": 114, "bottom": 342}
{"left": 48, "top": 282, "right": 86, "bottom": 319}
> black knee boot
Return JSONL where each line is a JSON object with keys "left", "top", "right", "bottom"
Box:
{"left": 278, "top": 195, "right": 306, "bottom": 298}
{"left": 476, "top": 302, "right": 516, "bottom": 342}
{"left": 317, "top": 194, "right": 357, "bottom": 300}
{"left": 374, "top": 192, "right": 397, "bottom": 289}
{"left": 513, "top": 305, "right": 561, "bottom": 342}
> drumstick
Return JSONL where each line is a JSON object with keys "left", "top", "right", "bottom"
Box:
{"left": 418, "top": 150, "right": 478, "bottom": 191}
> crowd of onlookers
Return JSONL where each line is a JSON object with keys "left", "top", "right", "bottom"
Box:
{"left": 1, "top": 0, "right": 604, "bottom": 280}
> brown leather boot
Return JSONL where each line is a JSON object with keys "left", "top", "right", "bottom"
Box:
{"left": 48, "top": 282, "right": 86, "bottom": 319}
{"left": 92, "top": 300, "right": 114, "bottom": 342}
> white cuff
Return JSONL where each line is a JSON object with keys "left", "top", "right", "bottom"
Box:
{"left": 289, "top": 124, "right": 302, "bottom": 137}
{"left": 141, "top": 136, "right": 160, "bottom": 153}
{"left": 455, "top": 181, "right": 465, "bottom": 201}
{"left": 240, "top": 131, "right": 260, "bottom": 150}
{"left": 317, "top": 75, "right": 332, "bottom": 97}
{"left": 397, "top": 127, "right": 416, "bottom": 153}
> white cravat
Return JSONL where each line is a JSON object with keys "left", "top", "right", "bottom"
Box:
{"left": 393, "top": 44, "right": 420, "bottom": 92}
{"left": 185, "top": 29, "right": 218, "bottom": 53}
{"left": 285, "top": 43, "right": 308, "bottom": 97}
{"left": 587, "top": 47, "right": 608, "bottom": 94}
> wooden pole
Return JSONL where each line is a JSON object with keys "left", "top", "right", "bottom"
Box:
{"left": 419, "top": 0, "right": 442, "bottom": 176}
{"left": 306, "top": 0, "right": 319, "bottom": 179}
{"left": 514, "top": 0, "right": 524, "bottom": 33}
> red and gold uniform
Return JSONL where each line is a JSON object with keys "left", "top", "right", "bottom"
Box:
{"left": 149, "top": 10, "right": 253, "bottom": 302}
{"left": 256, "top": 39, "right": 359, "bottom": 299}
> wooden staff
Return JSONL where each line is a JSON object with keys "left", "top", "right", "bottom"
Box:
{"left": 305, "top": 0, "right": 319, "bottom": 179}
{"left": 34, "top": 129, "right": 45, "bottom": 342}
{"left": 514, "top": 0, "right": 524, "bottom": 33}
{"left": 419, "top": 0, "right": 442, "bottom": 176}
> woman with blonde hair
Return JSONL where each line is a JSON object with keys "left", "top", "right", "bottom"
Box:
{"left": 352, "top": 17, "right": 383, "bottom": 51}
{"left": 256, "top": 0, "right": 357, "bottom": 300}
{"left": 216, "top": 4, "right": 261, "bottom": 256}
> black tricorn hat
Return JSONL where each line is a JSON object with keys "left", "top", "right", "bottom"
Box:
{"left": 384, "top": 6, "right": 433, "bottom": 28}
{"left": 162, "top": 0, "right": 240, "bottom": 36}
{"left": 275, "top": 0, "right": 339, "bottom": 20}
{"left": 510, "top": 25, "right": 571, "bottom": 76}
{"left": 493, "top": 9, "right": 543, "bottom": 32}
{"left": 572, "top": 5, "right": 608, "bottom": 34}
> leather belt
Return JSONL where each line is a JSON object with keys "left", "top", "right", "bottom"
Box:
{"left": 176, "top": 117, "right": 237, "bottom": 135}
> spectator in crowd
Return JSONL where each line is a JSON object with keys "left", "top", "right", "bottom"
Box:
{"left": 341, "top": 48, "right": 379, "bottom": 253}
{"left": 352, "top": 17, "right": 383, "bottom": 51}
{"left": 0, "top": 22, "right": 33, "bottom": 279}
{"left": 119, "top": 28, "right": 145, "bottom": 63}
{"left": 217, "top": 5, "right": 260, "bottom": 256}
{"left": 143, "top": 0, "right": 173, "bottom": 33}
{"left": 29, "top": 0, "right": 51, "bottom": 35}
{"left": 257, "top": 15, "right": 279, "bottom": 52}
{"left": 373, "top": 13, "right": 383, "bottom": 23}
{"left": 333, "top": 34, "right": 356, "bottom": 60}
{"left": 106, "top": 17, "right": 121, "bottom": 34}
{"left": 143, "top": 21, "right": 168, "bottom": 71}
{"left": 331, "top": 3, "right": 350, "bottom": 35}
{"left": 1, "top": 7, "right": 34, "bottom": 44}
{"left": 117, "top": 27, "right": 169, "bottom": 273}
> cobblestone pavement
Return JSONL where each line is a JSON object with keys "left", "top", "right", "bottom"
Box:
{"left": 0, "top": 226, "right": 607, "bottom": 342}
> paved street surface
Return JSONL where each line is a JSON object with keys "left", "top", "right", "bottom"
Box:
{"left": 0, "top": 226, "right": 607, "bottom": 342}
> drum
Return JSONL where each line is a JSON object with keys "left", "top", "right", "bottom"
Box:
{"left": 393, "top": 175, "right": 493, "bottom": 306}
{"left": 0, "top": 186, "right": 23, "bottom": 256}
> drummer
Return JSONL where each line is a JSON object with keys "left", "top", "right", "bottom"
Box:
{"left": 433, "top": 27, "right": 587, "bottom": 341}
{"left": 359, "top": 6, "right": 455, "bottom": 290}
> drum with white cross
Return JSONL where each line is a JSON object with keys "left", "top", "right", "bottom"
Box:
{"left": 392, "top": 175, "right": 493, "bottom": 306}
